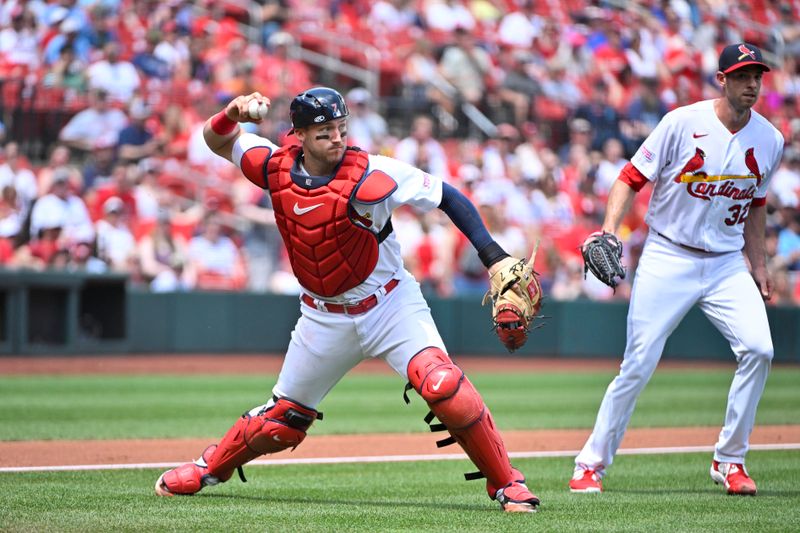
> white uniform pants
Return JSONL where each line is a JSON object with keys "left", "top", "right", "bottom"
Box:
{"left": 263, "top": 269, "right": 447, "bottom": 410}
{"left": 575, "top": 230, "right": 773, "bottom": 472}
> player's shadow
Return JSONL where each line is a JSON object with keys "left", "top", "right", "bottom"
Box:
{"left": 200, "top": 492, "right": 490, "bottom": 512}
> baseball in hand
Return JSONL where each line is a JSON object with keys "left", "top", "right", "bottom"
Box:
{"left": 247, "top": 99, "right": 270, "bottom": 120}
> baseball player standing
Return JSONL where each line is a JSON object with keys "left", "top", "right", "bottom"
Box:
{"left": 154, "top": 87, "right": 541, "bottom": 512}
{"left": 571, "top": 43, "right": 783, "bottom": 496}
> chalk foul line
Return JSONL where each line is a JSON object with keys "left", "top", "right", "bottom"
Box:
{"left": 1, "top": 442, "right": 798, "bottom": 473}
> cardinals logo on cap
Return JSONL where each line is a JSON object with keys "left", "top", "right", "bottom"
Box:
{"left": 737, "top": 44, "right": 756, "bottom": 61}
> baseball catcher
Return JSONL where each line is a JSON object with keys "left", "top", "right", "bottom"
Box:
{"left": 581, "top": 231, "right": 626, "bottom": 289}
{"left": 483, "top": 243, "right": 543, "bottom": 352}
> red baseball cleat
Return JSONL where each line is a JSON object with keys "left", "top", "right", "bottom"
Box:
{"left": 710, "top": 461, "right": 757, "bottom": 495}
{"left": 569, "top": 467, "right": 603, "bottom": 493}
{"left": 155, "top": 445, "right": 226, "bottom": 496}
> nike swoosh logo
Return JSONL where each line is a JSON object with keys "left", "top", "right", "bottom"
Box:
{"left": 431, "top": 371, "right": 447, "bottom": 391}
{"left": 693, "top": 133, "right": 708, "bottom": 138}
{"left": 293, "top": 202, "right": 324, "bottom": 215}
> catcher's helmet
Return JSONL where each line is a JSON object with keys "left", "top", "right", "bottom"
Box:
{"left": 289, "top": 87, "right": 349, "bottom": 131}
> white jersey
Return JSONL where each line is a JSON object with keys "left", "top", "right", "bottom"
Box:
{"left": 232, "top": 133, "right": 443, "bottom": 302}
{"left": 631, "top": 99, "right": 783, "bottom": 252}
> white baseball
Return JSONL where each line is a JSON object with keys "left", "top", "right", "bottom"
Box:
{"left": 247, "top": 99, "right": 270, "bottom": 120}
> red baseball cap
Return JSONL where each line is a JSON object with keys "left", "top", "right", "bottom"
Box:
{"left": 718, "top": 43, "right": 770, "bottom": 74}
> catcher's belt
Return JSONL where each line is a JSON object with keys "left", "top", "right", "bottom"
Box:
{"left": 301, "top": 278, "right": 399, "bottom": 315}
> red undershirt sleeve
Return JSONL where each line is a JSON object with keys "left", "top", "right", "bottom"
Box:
{"left": 618, "top": 162, "right": 650, "bottom": 192}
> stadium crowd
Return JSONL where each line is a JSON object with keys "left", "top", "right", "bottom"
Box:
{"left": 0, "top": 0, "right": 799, "bottom": 304}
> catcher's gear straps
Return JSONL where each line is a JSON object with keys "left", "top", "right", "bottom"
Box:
{"left": 405, "top": 347, "right": 517, "bottom": 500}
{"left": 206, "top": 398, "right": 321, "bottom": 481}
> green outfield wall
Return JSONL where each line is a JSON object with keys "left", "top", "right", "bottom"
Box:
{"left": 1, "top": 271, "right": 797, "bottom": 361}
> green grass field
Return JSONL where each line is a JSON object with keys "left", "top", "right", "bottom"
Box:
{"left": 1, "top": 365, "right": 799, "bottom": 531}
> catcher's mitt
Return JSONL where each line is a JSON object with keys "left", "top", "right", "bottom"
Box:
{"left": 581, "top": 231, "right": 626, "bottom": 289}
{"left": 482, "top": 243, "right": 543, "bottom": 352}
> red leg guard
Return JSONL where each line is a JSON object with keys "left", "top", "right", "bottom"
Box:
{"left": 206, "top": 398, "right": 319, "bottom": 480}
{"left": 407, "top": 348, "right": 516, "bottom": 499}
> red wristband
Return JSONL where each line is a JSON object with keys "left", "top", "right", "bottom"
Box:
{"left": 210, "top": 110, "right": 237, "bottom": 135}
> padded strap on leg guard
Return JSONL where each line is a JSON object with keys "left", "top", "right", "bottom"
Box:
{"left": 206, "top": 398, "right": 319, "bottom": 480}
{"left": 407, "top": 348, "right": 516, "bottom": 498}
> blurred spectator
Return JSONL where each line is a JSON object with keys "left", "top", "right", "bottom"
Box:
{"left": 345, "top": 87, "right": 388, "bottom": 153}
{"left": 593, "top": 138, "right": 627, "bottom": 197}
{"left": 81, "top": 140, "right": 118, "bottom": 190}
{"left": 423, "top": 0, "right": 476, "bottom": 33}
{"left": 0, "top": 185, "right": 22, "bottom": 242}
{"left": 88, "top": 162, "right": 138, "bottom": 222}
{"left": 573, "top": 79, "right": 624, "bottom": 152}
{"left": 776, "top": 208, "right": 800, "bottom": 272}
{"left": 138, "top": 210, "right": 188, "bottom": 284}
{"left": 774, "top": 4, "right": 800, "bottom": 58}
{"left": 44, "top": 16, "right": 91, "bottom": 65}
{"left": 495, "top": 50, "right": 540, "bottom": 126}
{"left": 557, "top": 118, "right": 593, "bottom": 163}
{"left": 623, "top": 77, "right": 668, "bottom": 156}
{"left": 393, "top": 115, "right": 450, "bottom": 180}
{"left": 769, "top": 147, "right": 800, "bottom": 209}
{"left": 496, "top": 0, "right": 541, "bottom": 49}
{"left": 399, "top": 37, "right": 450, "bottom": 116}
{"left": 37, "top": 144, "right": 82, "bottom": 196}
{"left": 29, "top": 167, "right": 94, "bottom": 247}
{"left": 117, "top": 99, "right": 162, "bottom": 163}
{"left": 133, "top": 160, "right": 162, "bottom": 221}
{"left": 438, "top": 26, "right": 493, "bottom": 122}
{"left": 368, "top": 0, "right": 420, "bottom": 33}
{"left": 87, "top": 42, "right": 142, "bottom": 103}
{"left": 132, "top": 29, "right": 172, "bottom": 80}
{"left": 233, "top": 182, "right": 278, "bottom": 293}
{"left": 185, "top": 212, "right": 246, "bottom": 291}
{"left": 58, "top": 89, "right": 128, "bottom": 154}
{"left": 66, "top": 226, "right": 107, "bottom": 273}
{"left": 252, "top": 31, "right": 312, "bottom": 103}
{"left": 153, "top": 21, "right": 189, "bottom": 74}
{"left": 95, "top": 196, "right": 136, "bottom": 271}
{"left": 254, "top": 0, "right": 289, "bottom": 49}
{"left": 624, "top": 26, "right": 663, "bottom": 80}
{"left": 550, "top": 257, "right": 589, "bottom": 300}
{"left": 527, "top": 172, "right": 575, "bottom": 229}
{"left": 0, "top": 6, "right": 39, "bottom": 69}
{"left": 158, "top": 103, "right": 194, "bottom": 160}
{"left": 0, "top": 142, "right": 38, "bottom": 219}
{"left": 41, "top": 45, "right": 88, "bottom": 94}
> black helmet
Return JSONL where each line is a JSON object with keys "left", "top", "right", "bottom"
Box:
{"left": 289, "top": 87, "right": 349, "bottom": 131}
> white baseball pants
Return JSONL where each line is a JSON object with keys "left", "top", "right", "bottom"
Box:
{"left": 265, "top": 269, "right": 447, "bottom": 409}
{"left": 575, "top": 230, "right": 773, "bottom": 472}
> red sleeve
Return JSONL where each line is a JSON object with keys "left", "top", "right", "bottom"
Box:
{"left": 240, "top": 146, "right": 273, "bottom": 189}
{"left": 618, "top": 161, "right": 649, "bottom": 192}
{"left": 751, "top": 196, "right": 767, "bottom": 207}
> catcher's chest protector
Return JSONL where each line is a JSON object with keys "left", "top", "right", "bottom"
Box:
{"left": 267, "top": 146, "right": 379, "bottom": 297}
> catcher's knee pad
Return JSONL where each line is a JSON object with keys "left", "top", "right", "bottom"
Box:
{"left": 206, "top": 398, "right": 319, "bottom": 479}
{"left": 406, "top": 347, "right": 483, "bottom": 429}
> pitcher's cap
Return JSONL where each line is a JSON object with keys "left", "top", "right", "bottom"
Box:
{"left": 719, "top": 43, "right": 770, "bottom": 74}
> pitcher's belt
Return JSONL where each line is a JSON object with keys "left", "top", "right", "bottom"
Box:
{"left": 301, "top": 278, "right": 400, "bottom": 315}
{"left": 654, "top": 231, "right": 717, "bottom": 254}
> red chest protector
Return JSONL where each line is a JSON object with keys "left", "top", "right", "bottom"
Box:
{"left": 267, "top": 146, "right": 393, "bottom": 297}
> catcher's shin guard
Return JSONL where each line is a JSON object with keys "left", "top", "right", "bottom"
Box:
{"left": 205, "top": 398, "right": 320, "bottom": 480}
{"left": 406, "top": 348, "right": 530, "bottom": 503}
